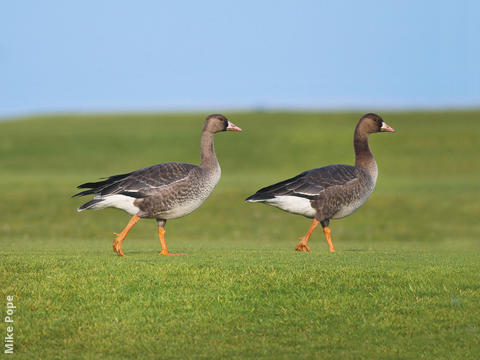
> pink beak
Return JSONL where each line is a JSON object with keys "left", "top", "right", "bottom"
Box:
{"left": 226, "top": 121, "right": 242, "bottom": 132}
{"left": 381, "top": 122, "right": 395, "bottom": 132}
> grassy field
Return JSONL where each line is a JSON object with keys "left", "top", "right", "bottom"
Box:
{"left": 1, "top": 111, "right": 479, "bottom": 359}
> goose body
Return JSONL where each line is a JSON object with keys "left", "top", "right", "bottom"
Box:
{"left": 74, "top": 114, "right": 241, "bottom": 256}
{"left": 246, "top": 113, "right": 394, "bottom": 252}
{"left": 77, "top": 162, "right": 220, "bottom": 219}
{"left": 247, "top": 164, "right": 376, "bottom": 220}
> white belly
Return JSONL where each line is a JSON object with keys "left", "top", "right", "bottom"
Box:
{"left": 263, "top": 195, "right": 316, "bottom": 218}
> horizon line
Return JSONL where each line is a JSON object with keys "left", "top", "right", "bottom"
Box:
{"left": 1, "top": 101, "right": 480, "bottom": 121}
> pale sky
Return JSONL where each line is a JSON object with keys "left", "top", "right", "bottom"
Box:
{"left": 1, "top": 0, "right": 479, "bottom": 117}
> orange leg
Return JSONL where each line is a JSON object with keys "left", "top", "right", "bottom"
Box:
{"left": 157, "top": 225, "right": 185, "bottom": 256}
{"left": 113, "top": 215, "right": 140, "bottom": 257}
{"left": 323, "top": 226, "right": 337, "bottom": 253}
{"left": 158, "top": 227, "right": 169, "bottom": 255}
{"left": 295, "top": 219, "right": 319, "bottom": 252}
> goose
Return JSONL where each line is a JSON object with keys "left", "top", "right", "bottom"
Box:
{"left": 246, "top": 113, "right": 394, "bottom": 252}
{"left": 74, "top": 114, "right": 241, "bottom": 256}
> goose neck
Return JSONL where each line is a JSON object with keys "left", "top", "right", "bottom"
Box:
{"left": 354, "top": 128, "right": 378, "bottom": 182}
{"left": 200, "top": 130, "right": 219, "bottom": 169}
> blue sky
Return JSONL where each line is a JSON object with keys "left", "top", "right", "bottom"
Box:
{"left": 1, "top": 0, "right": 479, "bottom": 117}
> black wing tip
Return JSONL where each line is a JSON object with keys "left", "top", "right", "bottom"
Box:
{"left": 245, "top": 193, "right": 275, "bottom": 202}
{"left": 77, "top": 199, "right": 102, "bottom": 211}
{"left": 77, "top": 182, "right": 94, "bottom": 189}
{"left": 74, "top": 172, "right": 133, "bottom": 197}
{"left": 253, "top": 172, "right": 309, "bottom": 194}
{"left": 76, "top": 172, "right": 132, "bottom": 189}
{"left": 72, "top": 189, "right": 94, "bottom": 198}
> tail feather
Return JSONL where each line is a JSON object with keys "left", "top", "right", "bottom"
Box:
{"left": 77, "top": 198, "right": 104, "bottom": 212}
{"left": 76, "top": 172, "right": 131, "bottom": 189}
{"left": 245, "top": 193, "right": 275, "bottom": 202}
{"left": 245, "top": 172, "right": 310, "bottom": 202}
{"left": 73, "top": 189, "right": 96, "bottom": 198}
{"left": 73, "top": 172, "right": 132, "bottom": 198}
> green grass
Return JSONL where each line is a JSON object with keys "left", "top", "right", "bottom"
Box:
{"left": 1, "top": 111, "right": 479, "bottom": 359}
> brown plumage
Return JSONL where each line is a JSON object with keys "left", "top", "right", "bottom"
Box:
{"left": 246, "top": 113, "right": 395, "bottom": 252}
{"left": 74, "top": 114, "right": 242, "bottom": 256}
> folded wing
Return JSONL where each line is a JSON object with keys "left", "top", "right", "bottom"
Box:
{"left": 246, "top": 164, "right": 360, "bottom": 201}
{"left": 74, "top": 162, "right": 197, "bottom": 199}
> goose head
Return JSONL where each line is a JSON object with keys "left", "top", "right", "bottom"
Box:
{"left": 204, "top": 114, "right": 242, "bottom": 134}
{"left": 357, "top": 113, "right": 395, "bottom": 134}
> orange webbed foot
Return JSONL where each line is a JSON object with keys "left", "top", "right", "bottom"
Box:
{"left": 158, "top": 249, "right": 186, "bottom": 256}
{"left": 295, "top": 238, "right": 312, "bottom": 252}
{"left": 112, "top": 233, "right": 127, "bottom": 257}
{"left": 111, "top": 215, "right": 140, "bottom": 257}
